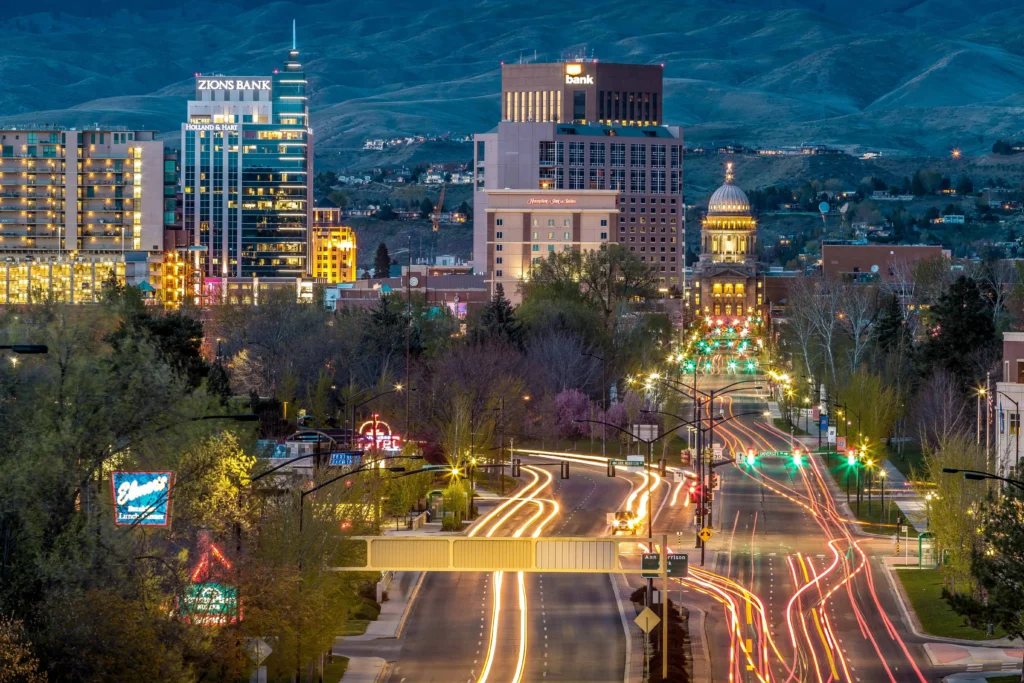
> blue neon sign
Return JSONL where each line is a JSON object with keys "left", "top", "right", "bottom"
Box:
{"left": 330, "top": 451, "right": 364, "bottom": 467}
{"left": 111, "top": 471, "right": 173, "bottom": 526}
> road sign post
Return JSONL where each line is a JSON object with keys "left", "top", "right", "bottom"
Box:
{"left": 661, "top": 533, "right": 668, "bottom": 680}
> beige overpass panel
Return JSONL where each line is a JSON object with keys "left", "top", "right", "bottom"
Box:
{"left": 368, "top": 538, "right": 450, "bottom": 570}
{"left": 536, "top": 539, "right": 619, "bottom": 571}
{"left": 453, "top": 539, "right": 533, "bottom": 570}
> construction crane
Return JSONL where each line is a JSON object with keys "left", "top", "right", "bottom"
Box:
{"left": 431, "top": 182, "right": 446, "bottom": 232}
{"left": 429, "top": 182, "right": 446, "bottom": 264}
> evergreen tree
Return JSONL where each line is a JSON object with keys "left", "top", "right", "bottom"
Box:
{"left": 920, "top": 277, "right": 997, "bottom": 386}
{"left": 374, "top": 242, "right": 391, "bottom": 278}
{"left": 956, "top": 175, "right": 974, "bottom": 196}
{"left": 874, "top": 292, "right": 906, "bottom": 354}
{"left": 207, "top": 359, "right": 232, "bottom": 404}
{"left": 992, "top": 139, "right": 1014, "bottom": 155}
{"left": 911, "top": 170, "right": 926, "bottom": 196}
{"left": 945, "top": 495, "right": 1024, "bottom": 662}
{"left": 475, "top": 283, "right": 524, "bottom": 348}
{"left": 419, "top": 197, "right": 435, "bottom": 219}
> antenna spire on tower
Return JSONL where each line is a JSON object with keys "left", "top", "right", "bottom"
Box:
{"left": 292, "top": 19, "right": 296, "bottom": 50}
{"left": 725, "top": 162, "right": 734, "bottom": 184}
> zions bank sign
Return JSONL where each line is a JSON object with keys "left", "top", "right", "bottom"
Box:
{"left": 565, "top": 64, "right": 594, "bottom": 85}
{"left": 196, "top": 77, "right": 272, "bottom": 93}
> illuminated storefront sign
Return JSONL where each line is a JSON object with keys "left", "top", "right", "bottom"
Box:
{"left": 330, "top": 451, "right": 364, "bottom": 467}
{"left": 358, "top": 419, "right": 402, "bottom": 452}
{"left": 184, "top": 123, "right": 239, "bottom": 132}
{"left": 111, "top": 472, "right": 173, "bottom": 526}
{"left": 527, "top": 198, "right": 577, "bottom": 206}
{"left": 564, "top": 64, "right": 594, "bottom": 85}
{"left": 179, "top": 541, "right": 239, "bottom": 626}
{"left": 196, "top": 77, "right": 271, "bottom": 91}
{"left": 180, "top": 583, "right": 239, "bottom": 626}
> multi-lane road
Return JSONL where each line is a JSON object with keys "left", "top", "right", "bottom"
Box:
{"left": 384, "top": 371, "right": 955, "bottom": 682}
{"left": 388, "top": 459, "right": 641, "bottom": 682}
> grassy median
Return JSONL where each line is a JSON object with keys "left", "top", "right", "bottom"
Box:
{"left": 323, "top": 656, "right": 349, "bottom": 682}
{"left": 896, "top": 568, "right": 1005, "bottom": 640}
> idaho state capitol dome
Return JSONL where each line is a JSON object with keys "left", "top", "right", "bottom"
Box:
{"left": 707, "top": 166, "right": 750, "bottom": 215}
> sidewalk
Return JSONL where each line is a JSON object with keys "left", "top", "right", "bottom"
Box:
{"left": 333, "top": 518, "right": 430, "bottom": 681}
{"left": 944, "top": 671, "right": 1023, "bottom": 682}
{"left": 789, "top": 403, "right": 929, "bottom": 531}
{"left": 332, "top": 570, "right": 422, "bottom": 681}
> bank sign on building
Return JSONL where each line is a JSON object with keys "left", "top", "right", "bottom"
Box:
{"left": 111, "top": 471, "right": 173, "bottom": 526}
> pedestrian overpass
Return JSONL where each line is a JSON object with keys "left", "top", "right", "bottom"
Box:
{"left": 332, "top": 536, "right": 686, "bottom": 575}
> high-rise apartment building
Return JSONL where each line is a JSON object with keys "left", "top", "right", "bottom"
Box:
{"left": 0, "top": 125, "right": 164, "bottom": 303}
{"left": 181, "top": 40, "right": 312, "bottom": 280}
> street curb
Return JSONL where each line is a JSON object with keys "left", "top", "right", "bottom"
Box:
{"left": 609, "top": 572, "right": 644, "bottom": 683}
{"left": 393, "top": 571, "right": 426, "bottom": 639}
{"left": 688, "top": 606, "right": 713, "bottom": 683}
{"left": 882, "top": 562, "right": 1023, "bottom": 649}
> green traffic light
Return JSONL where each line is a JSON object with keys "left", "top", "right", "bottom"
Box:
{"left": 793, "top": 451, "right": 802, "bottom": 466}
{"left": 746, "top": 453, "right": 756, "bottom": 466}
{"left": 847, "top": 454, "right": 856, "bottom": 466}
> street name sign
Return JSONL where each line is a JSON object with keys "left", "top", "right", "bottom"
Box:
{"left": 667, "top": 553, "right": 689, "bottom": 578}
{"left": 641, "top": 552, "right": 660, "bottom": 578}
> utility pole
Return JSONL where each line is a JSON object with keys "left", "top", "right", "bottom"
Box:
{"left": 405, "top": 233, "right": 412, "bottom": 436}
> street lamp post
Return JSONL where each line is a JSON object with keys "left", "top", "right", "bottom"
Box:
{"left": 879, "top": 469, "right": 887, "bottom": 521}
{"left": 942, "top": 467, "right": 1024, "bottom": 492}
{"left": 651, "top": 376, "right": 764, "bottom": 537}
{"left": 573, "top": 416, "right": 695, "bottom": 605}
{"left": 977, "top": 386, "right": 986, "bottom": 445}
{"left": 650, "top": 375, "right": 763, "bottom": 520}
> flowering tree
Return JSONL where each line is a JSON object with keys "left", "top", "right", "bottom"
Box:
{"left": 554, "top": 389, "right": 591, "bottom": 447}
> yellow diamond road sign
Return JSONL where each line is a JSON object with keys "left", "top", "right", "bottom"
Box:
{"left": 699, "top": 527, "right": 713, "bottom": 543}
{"left": 635, "top": 606, "right": 661, "bottom": 633}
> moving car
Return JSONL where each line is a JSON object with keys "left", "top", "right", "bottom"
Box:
{"left": 612, "top": 510, "right": 638, "bottom": 535}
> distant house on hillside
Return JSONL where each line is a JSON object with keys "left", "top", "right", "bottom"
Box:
{"left": 871, "top": 190, "right": 914, "bottom": 201}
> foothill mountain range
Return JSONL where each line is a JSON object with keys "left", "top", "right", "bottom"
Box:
{"left": 3, "top": 0, "right": 1024, "bottom": 165}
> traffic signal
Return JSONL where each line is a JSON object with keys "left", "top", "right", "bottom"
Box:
{"left": 792, "top": 448, "right": 803, "bottom": 466}
{"left": 560, "top": 461, "right": 569, "bottom": 480}
{"left": 710, "top": 473, "right": 720, "bottom": 490}
{"left": 607, "top": 460, "right": 616, "bottom": 478}
{"left": 658, "top": 458, "right": 667, "bottom": 477}
{"left": 745, "top": 448, "right": 756, "bottom": 467}
{"left": 847, "top": 450, "right": 857, "bottom": 467}
{"left": 512, "top": 458, "right": 521, "bottom": 477}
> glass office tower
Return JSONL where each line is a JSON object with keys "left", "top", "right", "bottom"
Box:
{"left": 182, "top": 42, "right": 312, "bottom": 278}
